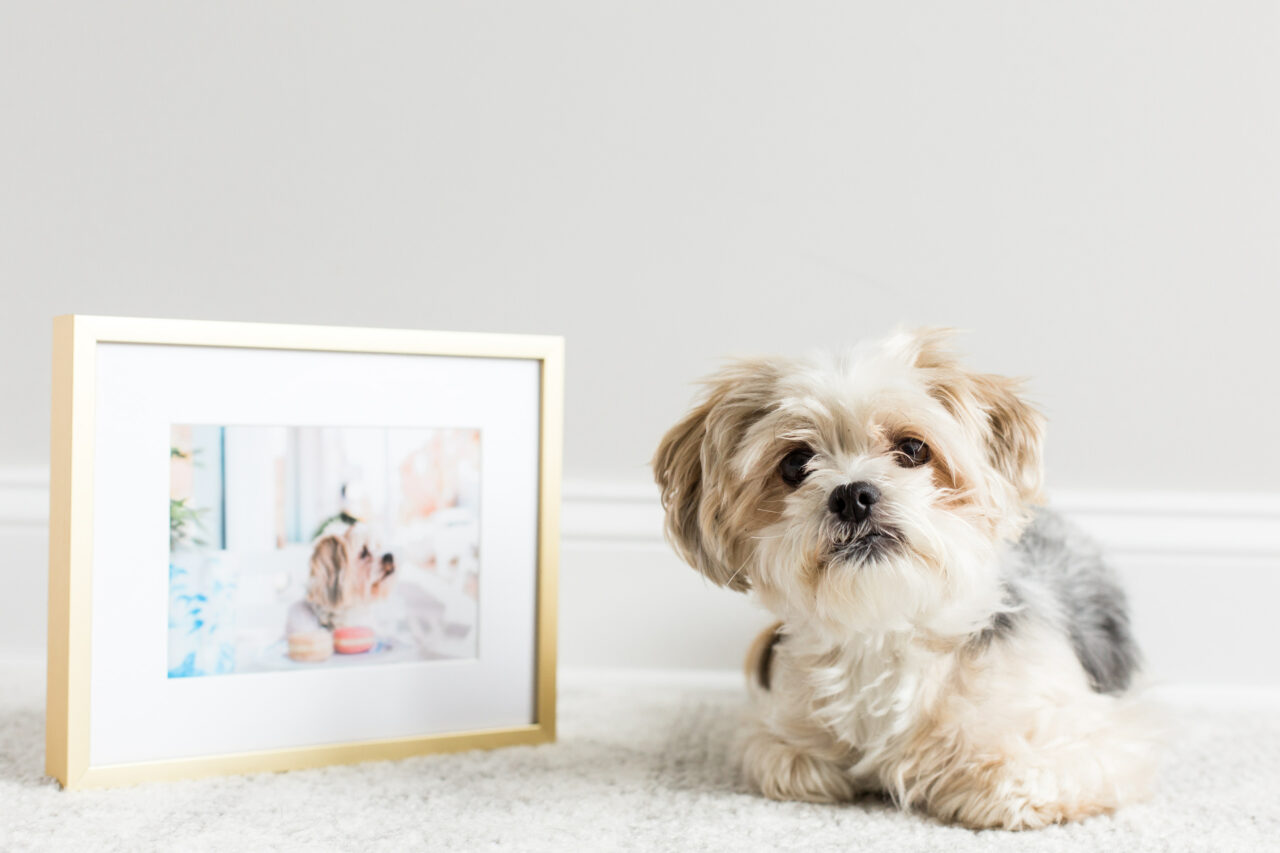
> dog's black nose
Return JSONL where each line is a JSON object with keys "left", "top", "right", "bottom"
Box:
{"left": 828, "top": 482, "right": 880, "bottom": 523}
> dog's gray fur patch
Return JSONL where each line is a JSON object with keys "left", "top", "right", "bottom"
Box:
{"left": 967, "top": 582, "right": 1022, "bottom": 652}
{"left": 995, "top": 507, "right": 1141, "bottom": 695}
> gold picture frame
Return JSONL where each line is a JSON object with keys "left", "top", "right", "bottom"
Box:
{"left": 47, "top": 315, "right": 563, "bottom": 789}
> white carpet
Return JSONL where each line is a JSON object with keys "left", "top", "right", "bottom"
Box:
{"left": 2, "top": 661, "right": 1279, "bottom": 853}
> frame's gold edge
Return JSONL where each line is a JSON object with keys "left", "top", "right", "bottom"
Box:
{"left": 536, "top": 338, "right": 565, "bottom": 738}
{"left": 47, "top": 316, "right": 97, "bottom": 789}
{"left": 68, "top": 724, "right": 554, "bottom": 790}
{"left": 46, "top": 317, "right": 71, "bottom": 786}
{"left": 68, "top": 314, "right": 562, "bottom": 360}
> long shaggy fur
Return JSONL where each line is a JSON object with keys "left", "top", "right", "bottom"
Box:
{"left": 653, "top": 328, "right": 1160, "bottom": 830}
{"left": 306, "top": 522, "right": 389, "bottom": 628}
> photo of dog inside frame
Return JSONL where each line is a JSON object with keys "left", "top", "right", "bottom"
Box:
{"left": 652, "top": 327, "right": 1160, "bottom": 830}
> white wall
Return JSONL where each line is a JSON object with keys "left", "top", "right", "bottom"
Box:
{"left": 2, "top": 4, "right": 1278, "bottom": 676}
{"left": 1, "top": 1, "right": 1277, "bottom": 491}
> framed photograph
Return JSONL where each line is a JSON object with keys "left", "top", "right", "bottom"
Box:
{"left": 47, "top": 315, "right": 563, "bottom": 789}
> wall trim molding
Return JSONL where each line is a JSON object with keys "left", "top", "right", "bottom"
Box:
{"left": 3, "top": 466, "right": 1278, "bottom": 558}
{"left": 557, "top": 482, "right": 1280, "bottom": 559}
{"left": 0, "top": 465, "right": 50, "bottom": 528}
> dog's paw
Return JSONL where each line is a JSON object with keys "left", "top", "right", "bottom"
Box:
{"left": 927, "top": 758, "right": 1141, "bottom": 830}
{"left": 949, "top": 792, "right": 1117, "bottom": 830}
{"left": 741, "top": 729, "right": 855, "bottom": 804}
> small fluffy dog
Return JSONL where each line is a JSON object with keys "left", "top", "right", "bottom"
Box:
{"left": 287, "top": 521, "right": 395, "bottom": 639}
{"left": 653, "top": 328, "right": 1158, "bottom": 830}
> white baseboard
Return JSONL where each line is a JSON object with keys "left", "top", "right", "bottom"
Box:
{"left": 5, "top": 467, "right": 1280, "bottom": 681}
{"left": 558, "top": 479, "right": 1280, "bottom": 559}
{"left": 0, "top": 465, "right": 49, "bottom": 528}
{"left": 7, "top": 467, "right": 1280, "bottom": 555}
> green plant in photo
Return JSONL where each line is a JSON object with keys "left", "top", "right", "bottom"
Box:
{"left": 170, "top": 445, "right": 208, "bottom": 551}
{"left": 170, "top": 498, "right": 209, "bottom": 551}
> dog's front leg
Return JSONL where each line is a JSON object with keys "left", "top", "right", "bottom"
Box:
{"left": 898, "top": 688, "right": 1161, "bottom": 830}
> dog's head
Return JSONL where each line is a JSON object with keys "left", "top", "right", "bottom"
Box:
{"left": 307, "top": 522, "right": 394, "bottom": 626}
{"left": 653, "top": 328, "right": 1044, "bottom": 637}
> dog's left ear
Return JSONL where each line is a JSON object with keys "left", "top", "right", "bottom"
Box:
{"left": 959, "top": 371, "right": 1046, "bottom": 504}
{"left": 898, "top": 328, "right": 1046, "bottom": 504}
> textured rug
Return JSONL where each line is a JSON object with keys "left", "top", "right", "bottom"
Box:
{"left": 2, "top": 660, "right": 1278, "bottom": 852}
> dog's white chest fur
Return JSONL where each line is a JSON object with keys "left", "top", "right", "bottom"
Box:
{"left": 788, "top": 631, "right": 944, "bottom": 778}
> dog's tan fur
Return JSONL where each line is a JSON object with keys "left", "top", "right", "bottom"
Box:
{"left": 306, "top": 522, "right": 386, "bottom": 628}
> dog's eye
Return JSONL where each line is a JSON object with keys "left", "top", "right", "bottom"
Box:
{"left": 894, "top": 437, "right": 930, "bottom": 468}
{"left": 779, "top": 447, "right": 815, "bottom": 487}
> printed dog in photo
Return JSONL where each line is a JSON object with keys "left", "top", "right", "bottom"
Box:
{"left": 308, "top": 521, "right": 395, "bottom": 623}
{"left": 285, "top": 521, "right": 395, "bottom": 660}
{"left": 652, "top": 328, "right": 1159, "bottom": 830}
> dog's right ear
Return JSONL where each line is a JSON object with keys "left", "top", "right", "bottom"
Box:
{"left": 653, "top": 361, "right": 780, "bottom": 592}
